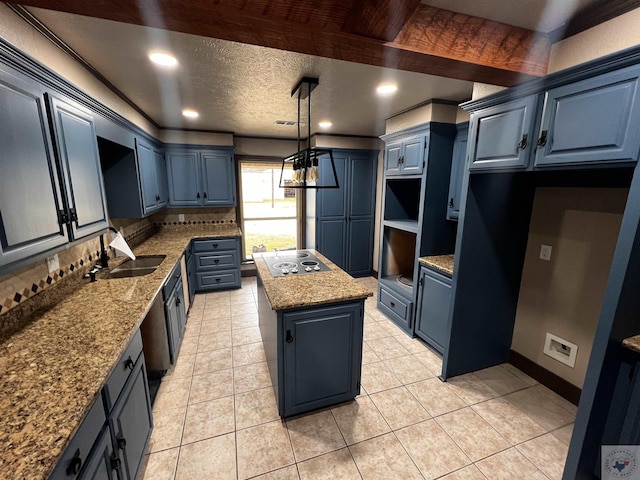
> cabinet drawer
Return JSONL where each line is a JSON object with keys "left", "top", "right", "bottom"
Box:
{"left": 379, "top": 287, "right": 410, "bottom": 320}
{"left": 193, "top": 238, "right": 237, "bottom": 253}
{"left": 195, "top": 251, "right": 238, "bottom": 270}
{"left": 49, "top": 395, "right": 106, "bottom": 479}
{"left": 104, "top": 330, "right": 143, "bottom": 411}
{"left": 196, "top": 270, "right": 240, "bottom": 290}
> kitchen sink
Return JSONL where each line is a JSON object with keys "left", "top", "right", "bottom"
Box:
{"left": 107, "top": 255, "right": 166, "bottom": 279}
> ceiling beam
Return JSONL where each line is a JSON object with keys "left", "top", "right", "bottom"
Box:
{"left": 344, "top": 0, "right": 423, "bottom": 41}
{"left": 550, "top": 0, "right": 640, "bottom": 41}
{"left": 5, "top": 0, "right": 549, "bottom": 85}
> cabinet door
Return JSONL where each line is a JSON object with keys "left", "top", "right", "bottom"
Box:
{"left": 154, "top": 148, "right": 169, "bottom": 208}
{"left": 385, "top": 141, "right": 402, "bottom": 175}
{"left": 165, "top": 287, "right": 181, "bottom": 364}
{"left": 0, "top": 65, "right": 68, "bottom": 268}
{"left": 135, "top": 139, "right": 158, "bottom": 215}
{"left": 283, "top": 303, "right": 363, "bottom": 416}
{"left": 346, "top": 217, "right": 373, "bottom": 276}
{"left": 317, "top": 153, "right": 347, "bottom": 217}
{"left": 415, "top": 267, "right": 452, "bottom": 353}
{"left": 167, "top": 151, "right": 200, "bottom": 206}
{"left": 317, "top": 218, "right": 346, "bottom": 270}
{"left": 175, "top": 278, "right": 187, "bottom": 337}
{"left": 47, "top": 94, "right": 109, "bottom": 239}
{"left": 79, "top": 426, "right": 118, "bottom": 480}
{"left": 109, "top": 357, "right": 152, "bottom": 480}
{"left": 348, "top": 155, "right": 375, "bottom": 218}
{"left": 534, "top": 65, "right": 640, "bottom": 167}
{"left": 447, "top": 124, "right": 468, "bottom": 220}
{"left": 469, "top": 95, "right": 538, "bottom": 171}
{"left": 401, "top": 136, "right": 425, "bottom": 174}
{"left": 201, "top": 150, "right": 236, "bottom": 206}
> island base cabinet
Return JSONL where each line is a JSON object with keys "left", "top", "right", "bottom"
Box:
{"left": 79, "top": 426, "right": 117, "bottom": 480}
{"left": 282, "top": 303, "right": 363, "bottom": 416}
{"left": 415, "top": 266, "right": 452, "bottom": 354}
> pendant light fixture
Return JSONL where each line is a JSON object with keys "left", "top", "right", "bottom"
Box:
{"left": 279, "top": 77, "right": 339, "bottom": 189}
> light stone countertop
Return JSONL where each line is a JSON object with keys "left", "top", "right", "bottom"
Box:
{"left": 418, "top": 254, "right": 455, "bottom": 277}
{"left": 0, "top": 225, "right": 240, "bottom": 480}
{"left": 623, "top": 335, "right": 640, "bottom": 354}
{"left": 253, "top": 250, "right": 373, "bottom": 311}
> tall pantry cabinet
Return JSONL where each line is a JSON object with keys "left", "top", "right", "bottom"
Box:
{"left": 309, "top": 149, "right": 378, "bottom": 277}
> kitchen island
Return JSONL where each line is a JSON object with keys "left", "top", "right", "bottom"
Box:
{"left": 253, "top": 250, "right": 372, "bottom": 417}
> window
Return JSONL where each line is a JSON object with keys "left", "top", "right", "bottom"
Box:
{"left": 239, "top": 160, "right": 297, "bottom": 261}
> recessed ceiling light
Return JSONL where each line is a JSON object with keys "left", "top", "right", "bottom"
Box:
{"left": 318, "top": 121, "right": 332, "bottom": 129}
{"left": 182, "top": 109, "right": 199, "bottom": 119}
{"left": 376, "top": 84, "right": 398, "bottom": 96}
{"left": 148, "top": 52, "right": 178, "bottom": 67}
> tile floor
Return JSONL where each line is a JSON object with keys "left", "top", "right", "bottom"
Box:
{"left": 137, "top": 276, "right": 576, "bottom": 480}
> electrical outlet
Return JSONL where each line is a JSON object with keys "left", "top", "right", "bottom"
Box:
{"left": 178, "top": 213, "right": 185, "bottom": 222}
{"left": 46, "top": 254, "right": 60, "bottom": 273}
{"left": 539, "top": 244, "right": 552, "bottom": 261}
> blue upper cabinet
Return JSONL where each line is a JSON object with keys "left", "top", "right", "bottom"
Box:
{"left": 384, "top": 135, "right": 425, "bottom": 176}
{"left": 468, "top": 95, "right": 538, "bottom": 172}
{"left": 137, "top": 140, "right": 158, "bottom": 214}
{"left": 201, "top": 150, "right": 236, "bottom": 206}
{"left": 46, "top": 94, "right": 109, "bottom": 240}
{"left": 0, "top": 65, "right": 69, "bottom": 268}
{"left": 167, "top": 147, "right": 236, "bottom": 207}
{"left": 534, "top": 64, "right": 640, "bottom": 168}
{"left": 154, "top": 148, "right": 169, "bottom": 209}
{"left": 446, "top": 123, "right": 469, "bottom": 221}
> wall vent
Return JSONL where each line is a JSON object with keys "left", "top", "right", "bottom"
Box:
{"left": 543, "top": 332, "right": 578, "bottom": 368}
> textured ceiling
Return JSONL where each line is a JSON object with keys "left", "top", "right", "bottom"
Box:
{"left": 27, "top": 7, "right": 475, "bottom": 138}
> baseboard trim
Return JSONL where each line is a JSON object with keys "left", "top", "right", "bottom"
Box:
{"left": 509, "top": 350, "right": 582, "bottom": 405}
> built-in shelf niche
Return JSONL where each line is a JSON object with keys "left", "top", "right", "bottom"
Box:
{"left": 380, "top": 226, "right": 416, "bottom": 288}
{"left": 384, "top": 178, "right": 421, "bottom": 226}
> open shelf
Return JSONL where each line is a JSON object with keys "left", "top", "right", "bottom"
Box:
{"left": 384, "top": 178, "right": 421, "bottom": 222}
{"left": 379, "top": 226, "right": 416, "bottom": 289}
{"left": 383, "top": 219, "right": 419, "bottom": 233}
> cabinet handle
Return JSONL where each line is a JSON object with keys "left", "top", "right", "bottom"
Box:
{"left": 537, "top": 130, "right": 548, "bottom": 147}
{"left": 398, "top": 155, "right": 404, "bottom": 165}
{"left": 212, "top": 243, "right": 219, "bottom": 249}
{"left": 517, "top": 133, "right": 528, "bottom": 150}
{"left": 156, "top": 194, "right": 160, "bottom": 201}
{"left": 66, "top": 450, "right": 82, "bottom": 475}
{"left": 124, "top": 356, "right": 134, "bottom": 371}
{"left": 213, "top": 258, "right": 220, "bottom": 264}
{"left": 116, "top": 433, "right": 127, "bottom": 450}
{"left": 203, "top": 192, "right": 207, "bottom": 199}
{"left": 69, "top": 209, "right": 78, "bottom": 224}
{"left": 390, "top": 301, "right": 395, "bottom": 308}
{"left": 215, "top": 278, "right": 221, "bottom": 283}
{"left": 176, "top": 297, "right": 181, "bottom": 306}
{"left": 197, "top": 192, "right": 201, "bottom": 199}
{"left": 449, "top": 198, "right": 454, "bottom": 208}
{"left": 111, "top": 453, "right": 121, "bottom": 471}
{"left": 286, "top": 330, "right": 294, "bottom": 343}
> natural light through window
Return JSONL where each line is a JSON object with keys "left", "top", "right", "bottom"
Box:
{"left": 240, "top": 161, "right": 297, "bottom": 260}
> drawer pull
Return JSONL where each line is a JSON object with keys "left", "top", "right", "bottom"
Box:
{"left": 111, "top": 453, "right": 121, "bottom": 471}
{"left": 124, "top": 356, "right": 134, "bottom": 371}
{"left": 213, "top": 259, "right": 220, "bottom": 264}
{"left": 116, "top": 433, "right": 127, "bottom": 450}
{"left": 66, "top": 450, "right": 82, "bottom": 475}
{"left": 212, "top": 243, "right": 219, "bottom": 249}
{"left": 390, "top": 301, "right": 395, "bottom": 308}
{"left": 215, "top": 278, "right": 221, "bottom": 283}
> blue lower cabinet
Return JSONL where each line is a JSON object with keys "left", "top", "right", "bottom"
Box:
{"left": 79, "top": 426, "right": 117, "bottom": 480}
{"left": 377, "top": 282, "right": 413, "bottom": 334}
{"left": 193, "top": 237, "right": 241, "bottom": 291}
{"left": 415, "top": 266, "right": 452, "bottom": 354}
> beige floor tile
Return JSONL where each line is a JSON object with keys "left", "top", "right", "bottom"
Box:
{"left": 287, "top": 410, "right": 346, "bottom": 462}
{"left": 500, "top": 363, "right": 538, "bottom": 387}
{"left": 193, "top": 347, "right": 233, "bottom": 375}
{"left": 474, "top": 365, "right": 531, "bottom": 396}
{"left": 472, "top": 397, "right": 546, "bottom": 445}
{"left": 350, "top": 432, "right": 424, "bottom": 480}
{"left": 363, "top": 313, "right": 380, "bottom": 326}
{"left": 366, "top": 336, "right": 411, "bottom": 360}
{"left": 139, "top": 448, "right": 179, "bottom": 480}
{"left": 178, "top": 335, "right": 199, "bottom": 356}
{"left": 182, "top": 320, "right": 202, "bottom": 338}
{"left": 360, "top": 361, "right": 402, "bottom": 394}
{"left": 363, "top": 322, "right": 388, "bottom": 342}
{"left": 414, "top": 349, "right": 443, "bottom": 376}
{"left": 369, "top": 386, "right": 430, "bottom": 430}
{"left": 395, "top": 419, "right": 471, "bottom": 479}
{"left": 202, "top": 306, "right": 232, "bottom": 320}
{"left": 504, "top": 386, "right": 575, "bottom": 432}
{"left": 236, "top": 420, "right": 295, "bottom": 480}
{"left": 230, "top": 293, "right": 256, "bottom": 305}
{"left": 392, "top": 333, "right": 430, "bottom": 354}
{"left": 182, "top": 396, "right": 235, "bottom": 444}
{"left": 384, "top": 354, "right": 435, "bottom": 385}
{"left": 366, "top": 309, "right": 390, "bottom": 322}
{"left": 517, "top": 433, "right": 569, "bottom": 480}
{"left": 475, "top": 447, "right": 538, "bottom": 480}
{"left": 378, "top": 320, "right": 407, "bottom": 337}
{"left": 197, "top": 331, "right": 232, "bottom": 353}
{"left": 235, "top": 386, "right": 279, "bottom": 430}
{"left": 361, "top": 342, "right": 381, "bottom": 365}
{"left": 231, "top": 302, "right": 258, "bottom": 316}
{"left": 331, "top": 396, "right": 391, "bottom": 445}
{"left": 175, "top": 434, "right": 236, "bottom": 480}
{"left": 188, "top": 369, "right": 234, "bottom": 404}
{"left": 232, "top": 313, "right": 260, "bottom": 330}
{"left": 203, "top": 296, "right": 231, "bottom": 309}
{"left": 406, "top": 377, "right": 466, "bottom": 417}
{"left": 297, "top": 448, "right": 360, "bottom": 480}
{"left": 200, "top": 317, "right": 232, "bottom": 334}
{"left": 440, "top": 465, "right": 487, "bottom": 480}
{"left": 252, "top": 465, "right": 301, "bottom": 480}
{"left": 233, "top": 341, "right": 267, "bottom": 367}
{"left": 551, "top": 423, "right": 574, "bottom": 446}
{"left": 435, "top": 407, "right": 510, "bottom": 461}
{"left": 153, "top": 376, "right": 192, "bottom": 412}
{"left": 232, "top": 326, "right": 263, "bottom": 346}
{"left": 446, "top": 373, "right": 500, "bottom": 405}
{"left": 164, "top": 353, "right": 196, "bottom": 379}
{"left": 234, "top": 361, "right": 273, "bottom": 394}
{"left": 148, "top": 407, "right": 187, "bottom": 453}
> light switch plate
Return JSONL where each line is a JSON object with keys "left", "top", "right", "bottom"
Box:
{"left": 539, "top": 244, "right": 552, "bottom": 261}
{"left": 178, "top": 213, "right": 185, "bottom": 222}
{"left": 46, "top": 254, "right": 60, "bottom": 273}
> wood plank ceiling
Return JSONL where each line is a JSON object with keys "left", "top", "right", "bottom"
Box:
{"left": 5, "top": 0, "right": 640, "bottom": 86}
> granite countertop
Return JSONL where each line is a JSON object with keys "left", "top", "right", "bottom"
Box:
{"left": 0, "top": 225, "right": 240, "bottom": 479}
{"left": 418, "top": 254, "right": 455, "bottom": 277}
{"left": 622, "top": 335, "right": 640, "bottom": 354}
{"left": 254, "top": 250, "right": 373, "bottom": 310}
